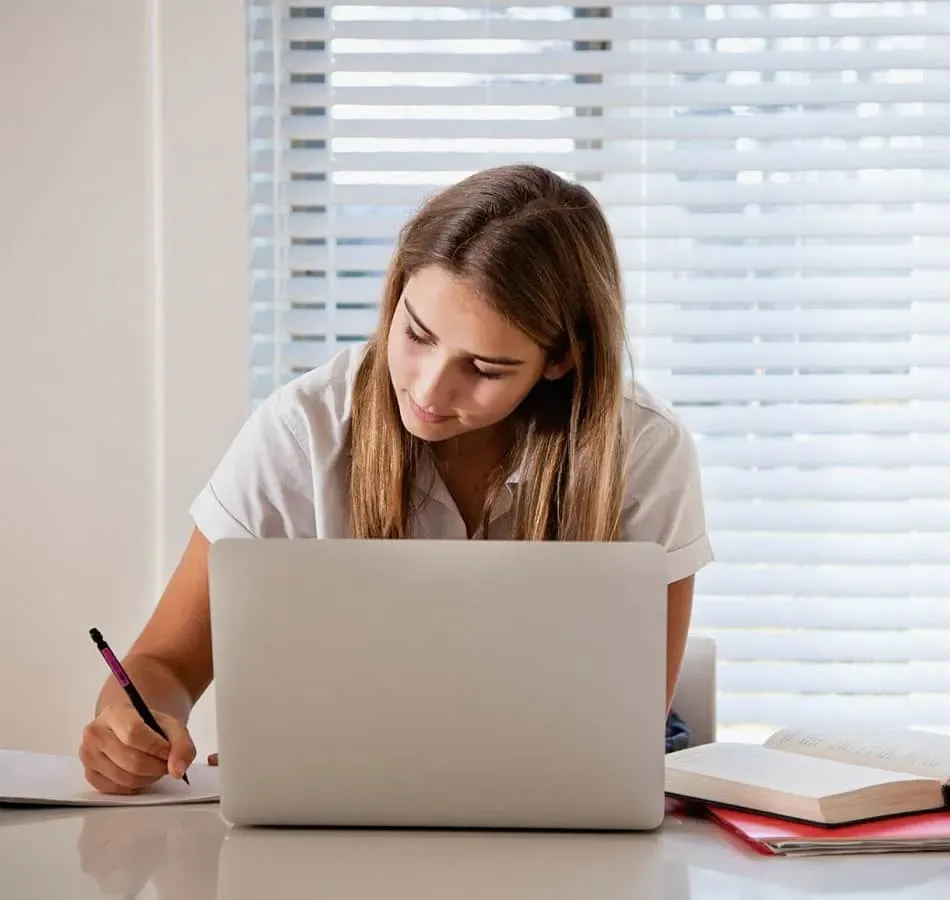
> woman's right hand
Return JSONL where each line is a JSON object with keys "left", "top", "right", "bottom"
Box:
{"left": 80, "top": 703, "right": 197, "bottom": 795}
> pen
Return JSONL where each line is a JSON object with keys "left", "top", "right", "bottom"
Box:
{"left": 88, "top": 627, "right": 189, "bottom": 785}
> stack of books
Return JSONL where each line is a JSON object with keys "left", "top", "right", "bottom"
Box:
{"left": 665, "top": 722, "right": 950, "bottom": 857}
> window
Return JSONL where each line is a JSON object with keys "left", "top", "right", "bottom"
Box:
{"left": 248, "top": 1, "right": 950, "bottom": 740}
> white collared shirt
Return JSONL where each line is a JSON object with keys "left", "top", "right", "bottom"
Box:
{"left": 190, "top": 344, "right": 714, "bottom": 584}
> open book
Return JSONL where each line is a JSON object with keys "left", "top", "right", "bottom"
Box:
{"left": 665, "top": 723, "right": 950, "bottom": 826}
{"left": 0, "top": 749, "right": 219, "bottom": 807}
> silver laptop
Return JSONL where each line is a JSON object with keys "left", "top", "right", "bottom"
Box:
{"left": 208, "top": 539, "right": 668, "bottom": 831}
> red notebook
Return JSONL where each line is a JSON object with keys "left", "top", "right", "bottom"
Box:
{"left": 706, "top": 804, "right": 950, "bottom": 857}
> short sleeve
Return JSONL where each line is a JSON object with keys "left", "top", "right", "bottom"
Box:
{"left": 189, "top": 389, "right": 316, "bottom": 542}
{"left": 621, "top": 410, "right": 714, "bottom": 584}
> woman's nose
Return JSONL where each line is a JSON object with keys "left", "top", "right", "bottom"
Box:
{"left": 415, "top": 362, "right": 455, "bottom": 409}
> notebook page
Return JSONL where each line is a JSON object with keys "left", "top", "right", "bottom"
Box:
{"left": 0, "top": 749, "right": 219, "bottom": 806}
{"left": 764, "top": 723, "right": 950, "bottom": 784}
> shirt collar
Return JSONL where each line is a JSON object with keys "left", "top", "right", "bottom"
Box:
{"left": 412, "top": 451, "right": 519, "bottom": 522}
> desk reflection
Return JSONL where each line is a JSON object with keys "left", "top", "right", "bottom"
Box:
{"left": 76, "top": 805, "right": 226, "bottom": 899}
{"left": 217, "top": 826, "right": 669, "bottom": 900}
{"left": 66, "top": 802, "right": 950, "bottom": 900}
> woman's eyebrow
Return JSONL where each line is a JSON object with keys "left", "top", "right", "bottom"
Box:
{"left": 404, "top": 298, "right": 436, "bottom": 338}
{"left": 403, "top": 298, "right": 525, "bottom": 367}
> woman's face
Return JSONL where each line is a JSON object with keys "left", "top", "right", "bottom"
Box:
{"left": 387, "top": 265, "right": 566, "bottom": 444}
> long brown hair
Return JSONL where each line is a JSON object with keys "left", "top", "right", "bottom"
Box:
{"left": 349, "top": 164, "right": 627, "bottom": 540}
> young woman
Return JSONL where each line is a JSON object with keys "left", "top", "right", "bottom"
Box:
{"left": 79, "top": 164, "right": 713, "bottom": 794}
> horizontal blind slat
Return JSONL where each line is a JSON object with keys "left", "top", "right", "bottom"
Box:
{"left": 276, "top": 242, "right": 950, "bottom": 271}
{"left": 681, "top": 403, "right": 950, "bottom": 435}
{"left": 694, "top": 596, "right": 950, "bottom": 629}
{"left": 274, "top": 81, "right": 950, "bottom": 108}
{"left": 262, "top": 340, "right": 950, "bottom": 404}
{"left": 269, "top": 307, "right": 950, "bottom": 364}
{"left": 273, "top": 147, "right": 950, "bottom": 175}
{"left": 634, "top": 340, "right": 950, "bottom": 369}
{"left": 277, "top": 49, "right": 950, "bottom": 76}
{"left": 273, "top": 113, "right": 950, "bottom": 143}
{"left": 719, "top": 662, "right": 950, "bottom": 695}
{"left": 282, "top": 0, "right": 914, "bottom": 7}
{"left": 639, "top": 372, "right": 950, "bottom": 403}
{"left": 705, "top": 499, "right": 950, "bottom": 532}
{"left": 701, "top": 467, "right": 950, "bottom": 502}
{"left": 706, "top": 629, "right": 950, "bottom": 662}
{"left": 699, "top": 565, "right": 950, "bottom": 598}
{"left": 281, "top": 209, "right": 950, "bottom": 240}
{"left": 278, "top": 16, "right": 950, "bottom": 42}
{"left": 710, "top": 533, "right": 950, "bottom": 565}
{"left": 259, "top": 343, "right": 950, "bottom": 406}
{"left": 717, "top": 693, "right": 950, "bottom": 727}
{"left": 276, "top": 179, "right": 950, "bottom": 208}
{"left": 270, "top": 305, "right": 950, "bottom": 340}
{"left": 630, "top": 308, "right": 950, "bottom": 338}
{"left": 258, "top": 275, "right": 950, "bottom": 307}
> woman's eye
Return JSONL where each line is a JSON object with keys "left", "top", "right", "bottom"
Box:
{"left": 405, "top": 325, "right": 428, "bottom": 345}
{"left": 403, "top": 323, "right": 503, "bottom": 379}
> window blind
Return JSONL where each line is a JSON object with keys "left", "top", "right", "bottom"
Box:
{"left": 248, "top": 0, "right": 950, "bottom": 739}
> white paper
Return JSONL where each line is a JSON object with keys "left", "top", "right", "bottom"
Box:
{"left": 0, "top": 749, "right": 219, "bottom": 807}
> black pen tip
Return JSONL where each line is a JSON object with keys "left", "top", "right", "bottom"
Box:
{"left": 89, "top": 628, "right": 103, "bottom": 646}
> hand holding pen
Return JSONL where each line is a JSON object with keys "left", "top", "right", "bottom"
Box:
{"left": 80, "top": 628, "right": 196, "bottom": 794}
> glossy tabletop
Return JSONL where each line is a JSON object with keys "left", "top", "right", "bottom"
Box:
{"left": 3, "top": 802, "right": 950, "bottom": 900}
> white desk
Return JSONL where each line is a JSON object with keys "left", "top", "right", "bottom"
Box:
{"left": 3, "top": 802, "right": 949, "bottom": 899}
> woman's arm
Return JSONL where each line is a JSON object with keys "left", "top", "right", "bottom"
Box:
{"left": 665, "top": 574, "right": 695, "bottom": 714}
{"left": 94, "top": 527, "right": 214, "bottom": 721}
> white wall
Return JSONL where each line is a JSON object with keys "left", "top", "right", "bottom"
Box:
{"left": 0, "top": 1, "right": 248, "bottom": 757}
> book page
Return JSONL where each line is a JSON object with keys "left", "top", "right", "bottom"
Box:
{"left": 0, "top": 749, "right": 219, "bottom": 807}
{"left": 665, "top": 742, "right": 927, "bottom": 802}
{"left": 764, "top": 723, "right": 950, "bottom": 784}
